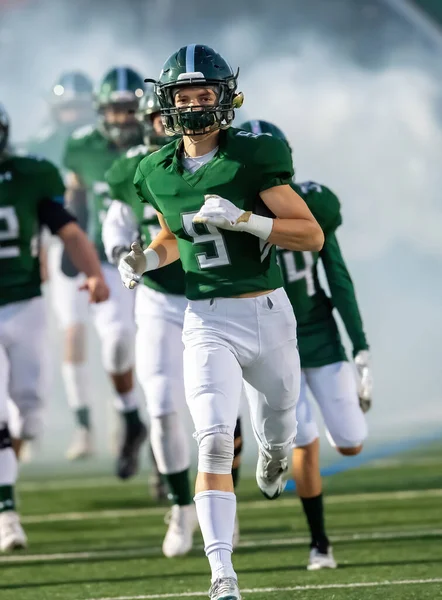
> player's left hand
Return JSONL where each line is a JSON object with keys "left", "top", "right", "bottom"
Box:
{"left": 354, "top": 350, "right": 372, "bottom": 413}
{"left": 193, "top": 195, "right": 250, "bottom": 231}
{"left": 79, "top": 276, "right": 110, "bottom": 303}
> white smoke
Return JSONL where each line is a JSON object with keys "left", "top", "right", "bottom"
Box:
{"left": 1, "top": 0, "right": 441, "bottom": 466}
{"left": 240, "top": 40, "right": 442, "bottom": 260}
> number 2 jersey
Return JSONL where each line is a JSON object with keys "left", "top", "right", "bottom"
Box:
{"left": 279, "top": 181, "right": 369, "bottom": 368}
{"left": 0, "top": 154, "right": 66, "bottom": 306}
{"left": 105, "top": 145, "right": 185, "bottom": 296}
{"left": 134, "top": 127, "right": 293, "bottom": 300}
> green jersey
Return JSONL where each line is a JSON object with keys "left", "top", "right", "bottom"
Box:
{"left": 106, "top": 144, "right": 186, "bottom": 296}
{"left": 278, "top": 181, "right": 368, "bottom": 368}
{"left": 0, "top": 154, "right": 65, "bottom": 306}
{"left": 64, "top": 125, "right": 139, "bottom": 261}
{"left": 134, "top": 128, "right": 293, "bottom": 300}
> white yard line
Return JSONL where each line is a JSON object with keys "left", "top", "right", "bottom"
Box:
{"left": 87, "top": 578, "right": 442, "bottom": 600}
{"left": 1, "top": 528, "right": 441, "bottom": 564}
{"left": 20, "top": 488, "right": 442, "bottom": 524}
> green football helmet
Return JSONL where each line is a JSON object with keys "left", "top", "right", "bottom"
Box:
{"left": 0, "top": 103, "right": 9, "bottom": 155}
{"left": 95, "top": 66, "right": 145, "bottom": 146}
{"left": 50, "top": 71, "right": 94, "bottom": 124}
{"left": 239, "top": 120, "right": 289, "bottom": 144}
{"left": 136, "top": 86, "right": 170, "bottom": 148}
{"left": 146, "top": 44, "right": 244, "bottom": 136}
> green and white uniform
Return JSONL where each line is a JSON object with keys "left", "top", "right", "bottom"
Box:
{"left": 61, "top": 125, "right": 139, "bottom": 378}
{"left": 104, "top": 144, "right": 189, "bottom": 475}
{"left": 134, "top": 128, "right": 300, "bottom": 463}
{"left": 0, "top": 154, "right": 69, "bottom": 440}
{"left": 279, "top": 181, "right": 368, "bottom": 449}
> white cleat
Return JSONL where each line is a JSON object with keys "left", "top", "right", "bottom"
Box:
{"left": 209, "top": 577, "right": 241, "bottom": 600}
{"left": 162, "top": 504, "right": 198, "bottom": 558}
{"left": 66, "top": 427, "right": 94, "bottom": 461}
{"left": 307, "top": 547, "right": 337, "bottom": 570}
{"left": 256, "top": 449, "right": 288, "bottom": 500}
{"left": 0, "top": 511, "right": 27, "bottom": 552}
{"left": 232, "top": 514, "right": 240, "bottom": 549}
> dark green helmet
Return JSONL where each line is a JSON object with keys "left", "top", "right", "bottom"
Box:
{"left": 146, "top": 44, "right": 244, "bottom": 136}
{"left": 239, "top": 120, "right": 288, "bottom": 143}
{"left": 0, "top": 103, "right": 9, "bottom": 155}
{"left": 95, "top": 66, "right": 145, "bottom": 110}
{"left": 96, "top": 66, "right": 144, "bottom": 147}
{"left": 49, "top": 71, "right": 94, "bottom": 126}
{"left": 136, "top": 85, "right": 167, "bottom": 147}
{"left": 50, "top": 71, "right": 93, "bottom": 108}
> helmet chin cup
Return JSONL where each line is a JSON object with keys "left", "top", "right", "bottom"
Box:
{"left": 179, "top": 108, "right": 216, "bottom": 134}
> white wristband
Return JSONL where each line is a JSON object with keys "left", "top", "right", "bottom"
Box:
{"left": 143, "top": 248, "right": 160, "bottom": 271}
{"left": 243, "top": 213, "right": 273, "bottom": 241}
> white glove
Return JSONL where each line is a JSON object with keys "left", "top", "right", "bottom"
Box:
{"left": 354, "top": 350, "right": 373, "bottom": 413}
{"left": 118, "top": 242, "right": 159, "bottom": 290}
{"left": 193, "top": 195, "right": 273, "bottom": 241}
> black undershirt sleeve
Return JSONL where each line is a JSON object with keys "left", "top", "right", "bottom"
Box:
{"left": 37, "top": 197, "right": 76, "bottom": 235}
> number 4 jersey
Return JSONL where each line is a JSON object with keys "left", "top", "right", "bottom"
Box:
{"left": 279, "top": 181, "right": 369, "bottom": 368}
{"left": 0, "top": 154, "right": 65, "bottom": 306}
{"left": 134, "top": 127, "right": 294, "bottom": 300}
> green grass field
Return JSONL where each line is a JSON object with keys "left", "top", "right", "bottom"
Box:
{"left": 2, "top": 449, "right": 442, "bottom": 600}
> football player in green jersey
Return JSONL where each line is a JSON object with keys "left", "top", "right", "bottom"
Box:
{"left": 240, "top": 119, "right": 372, "bottom": 571}
{"left": 120, "top": 45, "right": 324, "bottom": 599}
{"left": 103, "top": 91, "right": 241, "bottom": 554}
{"left": 23, "top": 72, "right": 96, "bottom": 463}
{"left": 61, "top": 67, "right": 147, "bottom": 477}
{"left": 0, "top": 103, "right": 108, "bottom": 550}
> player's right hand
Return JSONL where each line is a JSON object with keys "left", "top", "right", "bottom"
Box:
{"left": 79, "top": 276, "right": 110, "bottom": 303}
{"left": 118, "top": 242, "right": 147, "bottom": 290}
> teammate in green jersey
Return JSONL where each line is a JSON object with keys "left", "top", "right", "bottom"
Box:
{"left": 0, "top": 103, "right": 108, "bottom": 551}
{"left": 104, "top": 91, "right": 195, "bottom": 556}
{"left": 22, "top": 72, "right": 97, "bottom": 463}
{"left": 120, "top": 44, "right": 324, "bottom": 600}
{"left": 61, "top": 67, "right": 147, "bottom": 478}
{"left": 240, "top": 119, "right": 372, "bottom": 571}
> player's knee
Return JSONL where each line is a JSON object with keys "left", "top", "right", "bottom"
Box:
{"left": 102, "top": 331, "right": 135, "bottom": 375}
{"left": 9, "top": 400, "right": 44, "bottom": 441}
{"left": 141, "top": 375, "right": 176, "bottom": 418}
{"left": 337, "top": 444, "right": 363, "bottom": 456}
{"left": 196, "top": 427, "right": 234, "bottom": 475}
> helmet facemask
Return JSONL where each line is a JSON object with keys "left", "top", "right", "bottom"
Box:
{"left": 98, "top": 100, "right": 142, "bottom": 148}
{"left": 95, "top": 67, "right": 145, "bottom": 147}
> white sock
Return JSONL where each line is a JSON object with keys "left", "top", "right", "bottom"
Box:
{"left": 0, "top": 447, "right": 17, "bottom": 486}
{"left": 150, "top": 413, "right": 190, "bottom": 474}
{"left": 62, "top": 363, "right": 91, "bottom": 411}
{"left": 114, "top": 388, "right": 139, "bottom": 413}
{"left": 194, "top": 490, "right": 237, "bottom": 582}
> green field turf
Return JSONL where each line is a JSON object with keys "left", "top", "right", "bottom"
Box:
{"left": 1, "top": 451, "right": 441, "bottom": 600}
